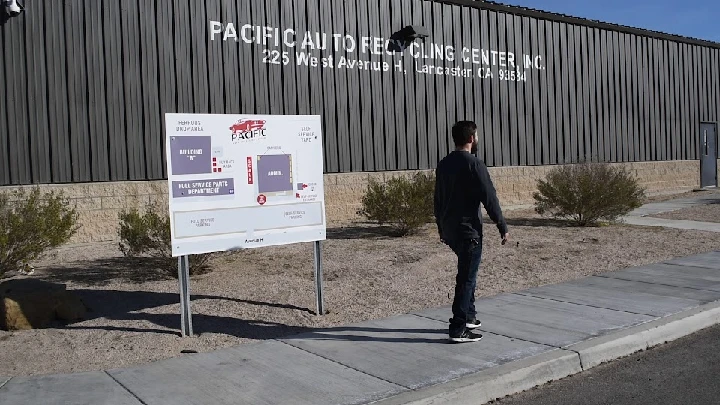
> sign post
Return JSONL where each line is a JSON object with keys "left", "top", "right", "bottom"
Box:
{"left": 178, "top": 255, "right": 193, "bottom": 337}
{"left": 165, "top": 113, "right": 327, "bottom": 337}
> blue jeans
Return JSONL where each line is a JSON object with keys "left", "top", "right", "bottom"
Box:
{"left": 447, "top": 237, "right": 483, "bottom": 337}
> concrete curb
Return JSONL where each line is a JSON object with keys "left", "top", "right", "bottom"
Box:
{"left": 0, "top": 377, "right": 10, "bottom": 390}
{"left": 370, "top": 301, "right": 720, "bottom": 405}
{"left": 566, "top": 300, "right": 720, "bottom": 369}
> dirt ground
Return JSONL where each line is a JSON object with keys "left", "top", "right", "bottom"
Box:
{"left": 2, "top": 193, "right": 720, "bottom": 377}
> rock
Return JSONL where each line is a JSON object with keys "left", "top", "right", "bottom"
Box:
{"left": 0, "top": 279, "right": 88, "bottom": 331}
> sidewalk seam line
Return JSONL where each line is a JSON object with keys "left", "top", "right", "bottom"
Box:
{"left": 275, "top": 340, "right": 410, "bottom": 390}
{"left": 595, "top": 274, "right": 720, "bottom": 293}
{"left": 410, "top": 314, "right": 562, "bottom": 349}
{"left": 104, "top": 371, "right": 149, "bottom": 405}
{"left": 511, "top": 292, "right": 657, "bottom": 317}
{"left": 0, "top": 377, "right": 11, "bottom": 391}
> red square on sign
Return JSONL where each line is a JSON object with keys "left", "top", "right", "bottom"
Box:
{"left": 213, "top": 168, "right": 217, "bottom": 173}
{"left": 213, "top": 157, "right": 217, "bottom": 162}
{"left": 218, "top": 168, "right": 222, "bottom": 172}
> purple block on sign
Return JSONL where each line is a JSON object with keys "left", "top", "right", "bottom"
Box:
{"left": 257, "top": 154, "right": 293, "bottom": 193}
{"left": 172, "top": 178, "right": 235, "bottom": 198}
{"left": 170, "top": 136, "right": 212, "bottom": 175}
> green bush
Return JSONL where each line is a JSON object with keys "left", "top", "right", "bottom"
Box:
{"left": 0, "top": 187, "right": 79, "bottom": 277}
{"left": 118, "top": 206, "right": 212, "bottom": 277}
{"left": 533, "top": 162, "right": 646, "bottom": 226}
{"left": 358, "top": 172, "right": 435, "bottom": 236}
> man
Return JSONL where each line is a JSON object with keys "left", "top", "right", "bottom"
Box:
{"left": 434, "top": 120, "right": 509, "bottom": 343}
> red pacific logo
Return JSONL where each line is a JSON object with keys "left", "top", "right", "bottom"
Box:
{"left": 230, "top": 119, "right": 267, "bottom": 142}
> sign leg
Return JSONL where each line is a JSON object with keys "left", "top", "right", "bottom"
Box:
{"left": 314, "top": 241, "right": 324, "bottom": 315}
{"left": 178, "top": 255, "right": 193, "bottom": 337}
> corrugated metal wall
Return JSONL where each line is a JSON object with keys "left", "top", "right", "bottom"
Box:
{"left": 1, "top": 0, "right": 719, "bottom": 186}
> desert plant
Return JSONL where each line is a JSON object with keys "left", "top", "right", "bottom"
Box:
{"left": 118, "top": 206, "right": 212, "bottom": 276}
{"left": 358, "top": 172, "right": 436, "bottom": 236}
{"left": 533, "top": 161, "right": 646, "bottom": 226}
{"left": 0, "top": 187, "right": 79, "bottom": 277}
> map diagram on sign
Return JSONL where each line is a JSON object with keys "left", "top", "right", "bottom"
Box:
{"left": 165, "top": 114, "right": 326, "bottom": 257}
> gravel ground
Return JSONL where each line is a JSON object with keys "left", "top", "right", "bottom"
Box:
{"left": 2, "top": 201, "right": 720, "bottom": 377}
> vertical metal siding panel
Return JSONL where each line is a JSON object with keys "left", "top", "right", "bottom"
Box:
{"left": 424, "top": 2, "right": 439, "bottom": 168}
{"left": 699, "top": 48, "right": 708, "bottom": 122}
{"left": 688, "top": 46, "right": 698, "bottom": 160}
{"left": 343, "top": 0, "right": 363, "bottom": 170}
{"left": 413, "top": 3, "right": 429, "bottom": 169}
{"left": 547, "top": 21, "right": 559, "bottom": 165}
{"left": 715, "top": 50, "right": 720, "bottom": 129}
{"left": 522, "top": 16, "right": 534, "bottom": 166}
{"left": 121, "top": 0, "right": 145, "bottom": 179}
{"left": 610, "top": 32, "right": 621, "bottom": 162}
{"left": 0, "top": 30, "right": 8, "bottom": 184}
{"left": 630, "top": 35, "right": 640, "bottom": 162}
{"left": 367, "top": 0, "right": 386, "bottom": 171}
{"left": 220, "top": 0, "right": 240, "bottom": 113}
{"left": 236, "top": 0, "right": 255, "bottom": 114}
{"left": 643, "top": 37, "right": 652, "bottom": 162}
{"left": 294, "top": 0, "right": 311, "bottom": 117}
{"left": 281, "top": 0, "right": 298, "bottom": 116}
{"left": 677, "top": 44, "right": 688, "bottom": 159}
{"left": 579, "top": 26, "right": 590, "bottom": 162}
{"left": 637, "top": 36, "right": 646, "bottom": 162}
{"left": 618, "top": 34, "right": 628, "bottom": 162}
{"left": 400, "top": 0, "right": 418, "bottom": 170}
{"left": 658, "top": 41, "right": 668, "bottom": 161}
{"left": 572, "top": 25, "right": 584, "bottom": 163}
{"left": 103, "top": 0, "right": 127, "bottom": 181}
{"left": 250, "top": 0, "right": 269, "bottom": 114}
{"left": 6, "top": 8, "right": 31, "bottom": 184}
{"left": 463, "top": 9, "right": 475, "bottom": 122}
{"left": 85, "top": 0, "right": 110, "bottom": 181}
{"left": 158, "top": 0, "right": 178, "bottom": 179}
{"left": 531, "top": 18, "right": 544, "bottom": 165}
{"left": 265, "top": 0, "right": 284, "bottom": 116}
{"left": 650, "top": 39, "right": 660, "bottom": 161}
{"left": 490, "top": 12, "right": 502, "bottom": 166}
{"left": 498, "top": 14, "right": 512, "bottom": 166}
{"left": 332, "top": 0, "right": 351, "bottom": 172}
{"left": 600, "top": 30, "right": 611, "bottom": 162}
{"left": 319, "top": 0, "right": 339, "bottom": 173}
{"left": 444, "top": 5, "right": 459, "bottom": 159}
{"left": 433, "top": 3, "right": 450, "bottom": 163}
{"left": 506, "top": 15, "right": 522, "bottom": 167}
{"left": 140, "top": 0, "right": 163, "bottom": 179}
{"left": 454, "top": 6, "right": 467, "bottom": 149}
{"left": 567, "top": 25, "right": 579, "bottom": 163}
{"left": 25, "top": 1, "right": 52, "bottom": 183}
{"left": 205, "top": 0, "right": 224, "bottom": 114}
{"left": 66, "top": 1, "right": 92, "bottom": 181}
{"left": 619, "top": 34, "right": 629, "bottom": 162}
{"left": 558, "top": 22, "right": 569, "bottom": 164}
{"left": 174, "top": 0, "right": 195, "bottom": 114}
{"left": 588, "top": 28, "right": 600, "bottom": 162}
{"left": 471, "top": 9, "right": 485, "bottom": 162}
{"left": 481, "top": 10, "right": 495, "bottom": 166}
{"left": 306, "top": 0, "right": 327, "bottom": 169}
{"left": 356, "top": 0, "right": 374, "bottom": 170}
{"left": 669, "top": 43, "right": 679, "bottom": 160}
{"left": 189, "top": 0, "right": 210, "bottom": 114}
{"left": 515, "top": 15, "right": 528, "bottom": 166}
{"left": 537, "top": 21, "right": 550, "bottom": 164}
{"left": 391, "top": 0, "right": 408, "bottom": 170}
{"left": 591, "top": 28, "right": 602, "bottom": 162}
{"left": 381, "top": 0, "right": 397, "bottom": 171}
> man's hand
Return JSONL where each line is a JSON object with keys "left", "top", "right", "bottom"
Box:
{"left": 501, "top": 233, "right": 509, "bottom": 245}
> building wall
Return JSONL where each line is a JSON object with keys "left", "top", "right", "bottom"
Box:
{"left": 0, "top": 160, "right": 707, "bottom": 245}
{"left": 1, "top": 0, "right": 719, "bottom": 186}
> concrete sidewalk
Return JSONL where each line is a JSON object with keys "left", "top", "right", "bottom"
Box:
{"left": 621, "top": 192, "right": 720, "bottom": 232}
{"left": 2, "top": 249, "right": 720, "bottom": 405}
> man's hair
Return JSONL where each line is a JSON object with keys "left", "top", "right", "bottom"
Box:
{"left": 452, "top": 121, "right": 477, "bottom": 147}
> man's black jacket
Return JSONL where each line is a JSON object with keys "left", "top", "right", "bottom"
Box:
{"left": 433, "top": 150, "right": 508, "bottom": 242}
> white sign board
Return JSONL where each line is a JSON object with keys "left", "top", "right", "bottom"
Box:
{"left": 165, "top": 114, "right": 326, "bottom": 257}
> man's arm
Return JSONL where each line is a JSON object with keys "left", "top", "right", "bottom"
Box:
{"left": 473, "top": 160, "right": 508, "bottom": 237}
{"left": 433, "top": 169, "right": 443, "bottom": 239}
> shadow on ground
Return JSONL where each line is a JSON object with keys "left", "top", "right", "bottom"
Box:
{"left": 327, "top": 223, "right": 410, "bottom": 239}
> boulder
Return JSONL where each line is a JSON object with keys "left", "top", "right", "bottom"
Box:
{"left": 0, "top": 279, "right": 88, "bottom": 331}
